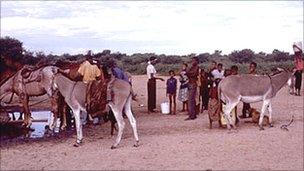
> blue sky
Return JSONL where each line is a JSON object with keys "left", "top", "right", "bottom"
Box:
{"left": 1, "top": 1, "right": 303, "bottom": 55}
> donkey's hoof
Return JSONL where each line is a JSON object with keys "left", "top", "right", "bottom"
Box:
{"left": 111, "top": 145, "right": 117, "bottom": 149}
{"left": 133, "top": 141, "right": 139, "bottom": 147}
{"left": 269, "top": 123, "right": 274, "bottom": 128}
{"left": 73, "top": 140, "right": 83, "bottom": 147}
{"left": 259, "top": 126, "right": 265, "bottom": 131}
{"left": 73, "top": 143, "right": 81, "bottom": 147}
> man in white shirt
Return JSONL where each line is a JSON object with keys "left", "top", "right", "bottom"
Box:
{"left": 147, "top": 60, "right": 157, "bottom": 79}
{"left": 211, "top": 63, "right": 225, "bottom": 79}
{"left": 146, "top": 56, "right": 164, "bottom": 113}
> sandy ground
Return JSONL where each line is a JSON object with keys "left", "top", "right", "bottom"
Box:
{"left": 0, "top": 75, "right": 303, "bottom": 170}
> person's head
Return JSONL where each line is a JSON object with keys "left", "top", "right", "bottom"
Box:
{"left": 191, "top": 57, "right": 199, "bottom": 66}
{"left": 217, "top": 63, "right": 223, "bottom": 71}
{"left": 249, "top": 62, "right": 257, "bottom": 72}
{"left": 224, "top": 69, "right": 231, "bottom": 77}
{"left": 210, "top": 61, "right": 217, "bottom": 69}
{"left": 149, "top": 56, "right": 157, "bottom": 65}
{"left": 293, "top": 42, "right": 303, "bottom": 57}
{"left": 169, "top": 70, "right": 175, "bottom": 77}
{"left": 85, "top": 50, "right": 93, "bottom": 61}
{"left": 182, "top": 63, "right": 188, "bottom": 70}
{"left": 230, "top": 65, "right": 238, "bottom": 75}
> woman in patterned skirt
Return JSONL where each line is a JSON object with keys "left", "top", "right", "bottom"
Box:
{"left": 178, "top": 63, "right": 189, "bottom": 112}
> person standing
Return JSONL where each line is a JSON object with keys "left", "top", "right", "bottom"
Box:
{"left": 209, "top": 61, "right": 217, "bottom": 74}
{"left": 147, "top": 56, "right": 164, "bottom": 113}
{"left": 293, "top": 42, "right": 303, "bottom": 96}
{"left": 185, "top": 57, "right": 199, "bottom": 120}
{"left": 200, "top": 68, "right": 209, "bottom": 112}
{"left": 109, "top": 60, "right": 130, "bottom": 84}
{"left": 77, "top": 54, "right": 103, "bottom": 83}
{"left": 77, "top": 52, "right": 103, "bottom": 124}
{"left": 241, "top": 62, "right": 257, "bottom": 118}
{"left": 211, "top": 63, "right": 225, "bottom": 80}
{"left": 166, "top": 70, "right": 177, "bottom": 115}
{"left": 178, "top": 63, "right": 189, "bottom": 112}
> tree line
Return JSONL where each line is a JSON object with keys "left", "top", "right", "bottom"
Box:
{"left": 1, "top": 36, "right": 297, "bottom": 75}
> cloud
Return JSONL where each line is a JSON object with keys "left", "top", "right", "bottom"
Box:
{"left": 1, "top": 1, "right": 303, "bottom": 55}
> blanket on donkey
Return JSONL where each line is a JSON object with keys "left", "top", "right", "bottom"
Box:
{"left": 86, "top": 79, "right": 109, "bottom": 117}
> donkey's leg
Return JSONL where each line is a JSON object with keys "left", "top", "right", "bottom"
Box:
{"left": 60, "top": 103, "right": 68, "bottom": 130}
{"left": 268, "top": 102, "right": 273, "bottom": 127}
{"left": 109, "top": 103, "right": 125, "bottom": 149}
{"left": 20, "top": 93, "right": 32, "bottom": 127}
{"left": 73, "top": 109, "right": 83, "bottom": 147}
{"left": 124, "top": 96, "right": 139, "bottom": 147}
{"left": 50, "top": 116, "right": 58, "bottom": 131}
{"left": 259, "top": 99, "right": 270, "bottom": 130}
{"left": 50, "top": 95, "right": 58, "bottom": 130}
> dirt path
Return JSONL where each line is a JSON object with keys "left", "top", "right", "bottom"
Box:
{"left": 0, "top": 75, "right": 303, "bottom": 170}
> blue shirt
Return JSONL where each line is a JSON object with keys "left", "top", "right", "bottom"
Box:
{"left": 166, "top": 77, "right": 177, "bottom": 94}
{"left": 112, "top": 67, "right": 130, "bottom": 83}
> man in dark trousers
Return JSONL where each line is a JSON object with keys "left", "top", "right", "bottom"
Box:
{"left": 293, "top": 42, "right": 303, "bottom": 96}
{"left": 185, "top": 57, "right": 199, "bottom": 120}
{"left": 146, "top": 56, "right": 164, "bottom": 113}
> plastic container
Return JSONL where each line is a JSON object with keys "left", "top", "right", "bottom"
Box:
{"left": 161, "top": 102, "right": 170, "bottom": 114}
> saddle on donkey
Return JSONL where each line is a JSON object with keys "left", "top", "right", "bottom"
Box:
{"left": 85, "top": 79, "right": 111, "bottom": 118}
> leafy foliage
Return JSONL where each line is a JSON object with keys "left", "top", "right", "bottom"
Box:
{"left": 1, "top": 36, "right": 300, "bottom": 76}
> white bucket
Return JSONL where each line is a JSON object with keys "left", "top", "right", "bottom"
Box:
{"left": 161, "top": 102, "right": 170, "bottom": 114}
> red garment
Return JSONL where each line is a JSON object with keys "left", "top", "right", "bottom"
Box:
{"left": 209, "top": 86, "right": 218, "bottom": 99}
{"left": 295, "top": 57, "right": 304, "bottom": 71}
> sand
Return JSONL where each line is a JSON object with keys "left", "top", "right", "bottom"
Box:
{"left": 0, "top": 75, "right": 303, "bottom": 170}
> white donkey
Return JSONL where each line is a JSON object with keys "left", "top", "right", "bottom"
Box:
{"left": 51, "top": 73, "right": 139, "bottom": 148}
{"left": 218, "top": 69, "right": 293, "bottom": 130}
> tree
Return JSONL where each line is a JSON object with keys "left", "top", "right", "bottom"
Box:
{"left": 267, "top": 49, "right": 291, "bottom": 62}
{"left": 0, "top": 36, "right": 25, "bottom": 71}
{"left": 196, "top": 53, "right": 210, "bottom": 63}
{"left": 228, "top": 49, "right": 255, "bottom": 63}
{"left": 211, "top": 50, "right": 222, "bottom": 58}
{"left": 160, "top": 55, "right": 182, "bottom": 64}
{"left": 0, "top": 36, "right": 23, "bottom": 60}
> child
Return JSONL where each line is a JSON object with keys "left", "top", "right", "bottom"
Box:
{"left": 167, "top": 70, "right": 177, "bottom": 115}
{"left": 178, "top": 63, "right": 189, "bottom": 112}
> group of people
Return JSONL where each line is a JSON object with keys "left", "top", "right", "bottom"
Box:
{"left": 147, "top": 42, "right": 303, "bottom": 122}
{"left": 75, "top": 42, "right": 303, "bottom": 124}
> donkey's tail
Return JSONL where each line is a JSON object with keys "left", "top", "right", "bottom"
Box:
{"left": 217, "top": 83, "right": 226, "bottom": 105}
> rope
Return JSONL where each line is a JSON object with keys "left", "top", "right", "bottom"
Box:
{"left": 280, "top": 115, "right": 294, "bottom": 131}
{"left": 280, "top": 82, "right": 296, "bottom": 131}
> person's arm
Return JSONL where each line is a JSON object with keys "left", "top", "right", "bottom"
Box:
{"left": 95, "top": 66, "right": 104, "bottom": 81}
{"left": 150, "top": 67, "right": 164, "bottom": 81}
{"left": 155, "top": 77, "right": 164, "bottom": 81}
{"left": 166, "top": 79, "right": 169, "bottom": 96}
